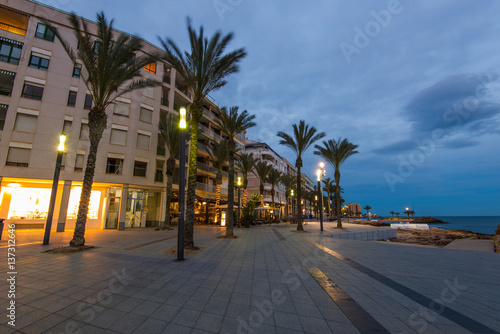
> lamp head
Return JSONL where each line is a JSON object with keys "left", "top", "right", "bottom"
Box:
{"left": 237, "top": 176, "right": 241, "bottom": 186}
{"left": 316, "top": 169, "right": 321, "bottom": 181}
{"left": 319, "top": 162, "right": 325, "bottom": 169}
{"left": 58, "top": 134, "right": 66, "bottom": 151}
{"left": 179, "top": 107, "right": 187, "bottom": 129}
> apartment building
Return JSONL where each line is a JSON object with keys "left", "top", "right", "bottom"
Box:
{"left": 0, "top": 0, "right": 243, "bottom": 229}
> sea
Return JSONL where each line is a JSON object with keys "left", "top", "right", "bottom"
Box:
{"left": 430, "top": 216, "right": 500, "bottom": 235}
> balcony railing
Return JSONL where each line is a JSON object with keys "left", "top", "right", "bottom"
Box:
{"left": 0, "top": 22, "right": 27, "bottom": 36}
{"left": 162, "top": 74, "right": 170, "bottom": 84}
{"left": 160, "top": 98, "right": 169, "bottom": 107}
{"left": 197, "top": 161, "right": 212, "bottom": 173}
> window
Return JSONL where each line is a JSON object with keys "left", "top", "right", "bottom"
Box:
{"left": 93, "top": 41, "right": 101, "bottom": 54}
{"left": 113, "top": 101, "right": 130, "bottom": 117}
{"left": 35, "top": 23, "right": 55, "bottom": 42}
{"left": 0, "top": 72, "right": 15, "bottom": 96}
{"left": 60, "top": 153, "right": 67, "bottom": 170}
{"left": 106, "top": 158, "right": 123, "bottom": 174}
{"left": 72, "top": 64, "right": 81, "bottom": 78}
{"left": 143, "top": 87, "right": 154, "bottom": 99}
{"left": 137, "top": 133, "right": 150, "bottom": 149}
{"left": 62, "top": 120, "right": 72, "bottom": 136}
{"left": 84, "top": 94, "right": 92, "bottom": 109}
{"left": 79, "top": 123, "right": 89, "bottom": 140}
{"left": 21, "top": 83, "right": 44, "bottom": 100}
{"left": 74, "top": 154, "right": 84, "bottom": 171}
{"left": 144, "top": 62, "right": 156, "bottom": 74}
{"left": 0, "top": 105, "right": 7, "bottom": 130}
{"left": 0, "top": 41, "right": 22, "bottom": 64}
{"left": 133, "top": 161, "right": 147, "bottom": 177}
{"left": 28, "top": 53, "right": 50, "bottom": 70}
{"left": 157, "top": 134, "right": 166, "bottom": 156}
{"left": 155, "top": 160, "right": 164, "bottom": 182}
{"left": 13, "top": 113, "right": 37, "bottom": 132}
{"left": 67, "top": 91, "right": 77, "bottom": 106}
{"left": 6, "top": 147, "right": 30, "bottom": 167}
{"left": 110, "top": 128, "right": 127, "bottom": 145}
{"left": 139, "top": 107, "right": 153, "bottom": 123}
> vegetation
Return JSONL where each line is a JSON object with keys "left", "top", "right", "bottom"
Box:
{"left": 363, "top": 205, "right": 372, "bottom": 219}
{"left": 314, "top": 138, "right": 358, "bottom": 228}
{"left": 158, "top": 113, "right": 190, "bottom": 229}
{"left": 323, "top": 177, "right": 335, "bottom": 217}
{"left": 241, "top": 194, "right": 259, "bottom": 227}
{"left": 277, "top": 121, "right": 325, "bottom": 231}
{"left": 266, "top": 169, "right": 283, "bottom": 220}
{"left": 237, "top": 153, "right": 258, "bottom": 208}
{"left": 47, "top": 12, "right": 160, "bottom": 246}
{"left": 217, "top": 106, "right": 256, "bottom": 237}
{"left": 280, "top": 173, "right": 296, "bottom": 220}
{"left": 253, "top": 161, "right": 273, "bottom": 207}
{"left": 160, "top": 18, "right": 246, "bottom": 248}
{"left": 207, "top": 139, "right": 229, "bottom": 225}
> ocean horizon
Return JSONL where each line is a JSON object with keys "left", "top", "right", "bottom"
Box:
{"left": 428, "top": 216, "right": 499, "bottom": 235}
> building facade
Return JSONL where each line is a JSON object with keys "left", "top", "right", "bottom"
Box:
{"left": 0, "top": 0, "right": 242, "bottom": 229}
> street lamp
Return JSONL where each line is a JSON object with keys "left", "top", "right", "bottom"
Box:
{"left": 177, "top": 107, "right": 187, "bottom": 261}
{"left": 43, "top": 134, "right": 66, "bottom": 245}
{"left": 317, "top": 162, "right": 325, "bottom": 232}
{"left": 237, "top": 176, "right": 241, "bottom": 228}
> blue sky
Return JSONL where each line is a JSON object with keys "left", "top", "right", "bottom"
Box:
{"left": 43, "top": 0, "right": 500, "bottom": 216}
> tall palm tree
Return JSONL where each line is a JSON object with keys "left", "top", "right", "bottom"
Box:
{"left": 160, "top": 18, "right": 246, "bottom": 248}
{"left": 323, "top": 177, "right": 335, "bottom": 218}
{"left": 207, "top": 139, "right": 229, "bottom": 225}
{"left": 253, "top": 161, "right": 273, "bottom": 207}
{"left": 395, "top": 212, "right": 400, "bottom": 218}
{"left": 314, "top": 138, "right": 358, "bottom": 228}
{"left": 47, "top": 12, "right": 159, "bottom": 246}
{"left": 390, "top": 211, "right": 395, "bottom": 218}
{"left": 404, "top": 209, "right": 411, "bottom": 219}
{"left": 277, "top": 121, "right": 325, "bottom": 231}
{"left": 158, "top": 113, "right": 190, "bottom": 230}
{"left": 237, "top": 153, "right": 258, "bottom": 209}
{"left": 280, "top": 173, "right": 296, "bottom": 220}
{"left": 363, "top": 205, "right": 372, "bottom": 220}
{"left": 266, "top": 169, "right": 282, "bottom": 219}
{"left": 217, "top": 106, "right": 256, "bottom": 237}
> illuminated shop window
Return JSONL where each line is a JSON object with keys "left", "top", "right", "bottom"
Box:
{"left": 6, "top": 187, "right": 51, "bottom": 219}
{"left": 66, "top": 187, "right": 101, "bottom": 219}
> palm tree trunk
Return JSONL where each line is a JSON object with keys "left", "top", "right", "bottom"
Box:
{"left": 242, "top": 188, "right": 247, "bottom": 208}
{"left": 70, "top": 109, "right": 106, "bottom": 247}
{"left": 162, "top": 157, "right": 175, "bottom": 230}
{"left": 296, "top": 166, "right": 304, "bottom": 231}
{"left": 184, "top": 111, "right": 201, "bottom": 249}
{"left": 271, "top": 190, "right": 275, "bottom": 220}
{"left": 215, "top": 183, "right": 221, "bottom": 224}
{"left": 226, "top": 141, "right": 235, "bottom": 237}
{"left": 335, "top": 170, "right": 342, "bottom": 228}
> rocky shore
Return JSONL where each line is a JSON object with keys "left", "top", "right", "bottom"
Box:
{"left": 378, "top": 216, "right": 448, "bottom": 224}
{"left": 389, "top": 228, "right": 493, "bottom": 247}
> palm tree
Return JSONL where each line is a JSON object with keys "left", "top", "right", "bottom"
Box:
{"left": 47, "top": 12, "right": 159, "bottom": 246}
{"left": 237, "top": 153, "right": 258, "bottom": 209}
{"left": 266, "top": 169, "right": 283, "bottom": 220}
{"left": 323, "top": 177, "right": 335, "bottom": 218}
{"left": 158, "top": 113, "right": 190, "bottom": 230}
{"left": 314, "top": 138, "right": 359, "bottom": 228}
{"left": 280, "top": 173, "right": 296, "bottom": 220}
{"left": 410, "top": 210, "right": 415, "bottom": 218}
{"left": 277, "top": 121, "right": 325, "bottom": 231}
{"left": 253, "top": 161, "right": 273, "bottom": 207}
{"left": 217, "top": 106, "right": 256, "bottom": 237}
{"left": 160, "top": 18, "right": 246, "bottom": 248}
{"left": 207, "top": 139, "right": 229, "bottom": 226}
{"left": 404, "top": 209, "right": 411, "bottom": 219}
{"left": 395, "top": 212, "right": 400, "bottom": 218}
{"left": 332, "top": 185, "right": 345, "bottom": 217}
{"left": 390, "top": 211, "right": 395, "bottom": 218}
{"left": 363, "top": 205, "right": 372, "bottom": 220}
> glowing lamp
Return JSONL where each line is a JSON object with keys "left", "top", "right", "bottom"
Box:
{"left": 179, "top": 107, "right": 187, "bottom": 129}
{"left": 58, "top": 134, "right": 66, "bottom": 151}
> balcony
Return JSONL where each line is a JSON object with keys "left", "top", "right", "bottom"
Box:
{"left": 160, "top": 98, "right": 169, "bottom": 108}
{"left": 162, "top": 74, "right": 170, "bottom": 84}
{"left": 197, "top": 161, "right": 213, "bottom": 173}
{"left": 196, "top": 182, "right": 216, "bottom": 193}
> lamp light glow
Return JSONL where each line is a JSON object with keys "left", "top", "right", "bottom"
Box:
{"left": 58, "top": 134, "right": 66, "bottom": 151}
{"left": 316, "top": 169, "right": 321, "bottom": 181}
{"left": 319, "top": 162, "right": 325, "bottom": 169}
{"left": 237, "top": 176, "right": 241, "bottom": 186}
{"left": 179, "top": 107, "right": 187, "bottom": 129}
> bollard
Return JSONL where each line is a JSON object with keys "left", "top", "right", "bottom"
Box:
{"left": 0, "top": 218, "right": 4, "bottom": 241}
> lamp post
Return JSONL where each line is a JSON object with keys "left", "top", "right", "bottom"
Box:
{"left": 237, "top": 176, "right": 241, "bottom": 228}
{"left": 290, "top": 189, "right": 294, "bottom": 222}
{"left": 317, "top": 162, "right": 325, "bottom": 232}
{"left": 43, "top": 134, "right": 66, "bottom": 245}
{"left": 177, "top": 107, "right": 187, "bottom": 261}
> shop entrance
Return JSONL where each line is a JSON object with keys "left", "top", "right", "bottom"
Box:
{"left": 125, "top": 189, "right": 147, "bottom": 228}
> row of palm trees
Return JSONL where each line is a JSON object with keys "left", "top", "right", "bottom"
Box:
{"left": 50, "top": 11, "right": 359, "bottom": 248}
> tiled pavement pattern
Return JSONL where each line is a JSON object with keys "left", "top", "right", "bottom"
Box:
{"left": 0, "top": 222, "right": 499, "bottom": 333}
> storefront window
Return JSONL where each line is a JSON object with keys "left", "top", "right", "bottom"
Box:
{"left": 66, "top": 187, "right": 101, "bottom": 219}
{"left": 5, "top": 187, "right": 51, "bottom": 219}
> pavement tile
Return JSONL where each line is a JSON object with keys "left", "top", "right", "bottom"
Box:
{"left": 194, "top": 313, "right": 224, "bottom": 333}
{"left": 150, "top": 304, "right": 180, "bottom": 322}
{"left": 273, "top": 311, "right": 303, "bottom": 331}
{"left": 130, "top": 300, "right": 161, "bottom": 317}
{"left": 170, "top": 308, "right": 201, "bottom": 327}
{"left": 19, "top": 314, "right": 67, "bottom": 333}
{"left": 108, "top": 313, "right": 146, "bottom": 334}
{"left": 299, "top": 314, "right": 332, "bottom": 333}
{"left": 132, "top": 318, "right": 168, "bottom": 334}
{"left": 162, "top": 323, "right": 191, "bottom": 334}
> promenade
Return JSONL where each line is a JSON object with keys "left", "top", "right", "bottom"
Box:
{"left": 1, "top": 221, "right": 499, "bottom": 333}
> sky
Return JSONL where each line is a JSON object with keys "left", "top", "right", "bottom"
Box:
{"left": 42, "top": 0, "right": 500, "bottom": 216}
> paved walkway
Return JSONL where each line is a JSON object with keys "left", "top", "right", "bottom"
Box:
{"left": 1, "top": 221, "right": 499, "bottom": 333}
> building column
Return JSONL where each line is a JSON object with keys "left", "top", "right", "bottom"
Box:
{"left": 118, "top": 184, "right": 129, "bottom": 230}
{"left": 56, "top": 180, "right": 72, "bottom": 232}
{"left": 159, "top": 187, "right": 167, "bottom": 228}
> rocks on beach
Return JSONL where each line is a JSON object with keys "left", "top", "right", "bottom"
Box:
{"left": 389, "top": 228, "right": 493, "bottom": 247}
